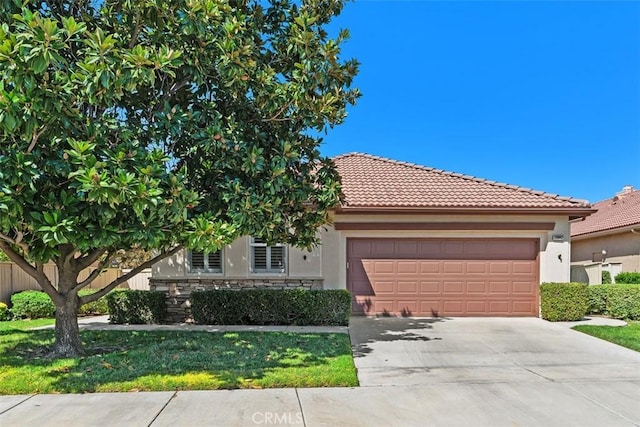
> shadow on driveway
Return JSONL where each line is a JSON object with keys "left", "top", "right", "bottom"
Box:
{"left": 349, "top": 316, "right": 447, "bottom": 358}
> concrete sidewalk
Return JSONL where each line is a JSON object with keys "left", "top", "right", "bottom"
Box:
{"left": 2, "top": 381, "right": 639, "bottom": 427}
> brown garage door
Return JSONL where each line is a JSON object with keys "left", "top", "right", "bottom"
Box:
{"left": 348, "top": 238, "right": 539, "bottom": 317}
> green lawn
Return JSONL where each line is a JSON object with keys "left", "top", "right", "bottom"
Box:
{"left": 0, "top": 321, "right": 358, "bottom": 394}
{"left": 0, "top": 318, "right": 56, "bottom": 331}
{"left": 573, "top": 322, "right": 640, "bottom": 352}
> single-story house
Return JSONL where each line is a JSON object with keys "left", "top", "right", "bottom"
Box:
{"left": 570, "top": 186, "right": 640, "bottom": 284}
{"left": 151, "top": 153, "right": 593, "bottom": 320}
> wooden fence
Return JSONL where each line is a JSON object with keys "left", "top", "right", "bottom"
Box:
{"left": 0, "top": 262, "right": 151, "bottom": 303}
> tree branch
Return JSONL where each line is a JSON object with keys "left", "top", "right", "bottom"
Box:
{"left": 80, "top": 245, "right": 182, "bottom": 304}
{"left": 129, "top": 7, "right": 142, "bottom": 49}
{"left": 0, "top": 231, "right": 29, "bottom": 254}
{"left": 262, "top": 99, "right": 294, "bottom": 122}
{"left": 0, "top": 241, "right": 59, "bottom": 302}
{"left": 74, "top": 248, "right": 108, "bottom": 271}
{"left": 26, "top": 126, "right": 46, "bottom": 154}
{"left": 74, "top": 250, "right": 115, "bottom": 291}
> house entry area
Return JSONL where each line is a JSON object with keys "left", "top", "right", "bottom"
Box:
{"left": 347, "top": 238, "right": 540, "bottom": 317}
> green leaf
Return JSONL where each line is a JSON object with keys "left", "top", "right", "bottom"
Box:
{"left": 3, "top": 112, "right": 16, "bottom": 131}
{"left": 31, "top": 56, "right": 49, "bottom": 74}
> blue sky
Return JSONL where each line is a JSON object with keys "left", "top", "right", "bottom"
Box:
{"left": 320, "top": 0, "right": 640, "bottom": 204}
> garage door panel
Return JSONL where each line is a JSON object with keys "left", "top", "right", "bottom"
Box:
{"left": 488, "top": 301, "right": 511, "bottom": 314}
{"left": 466, "top": 262, "right": 487, "bottom": 274}
{"left": 351, "top": 280, "right": 375, "bottom": 296}
{"left": 489, "top": 262, "right": 510, "bottom": 274}
{"left": 418, "top": 241, "right": 441, "bottom": 256}
{"left": 373, "top": 300, "right": 395, "bottom": 314}
{"left": 372, "top": 261, "right": 395, "bottom": 274}
{"left": 395, "top": 241, "right": 418, "bottom": 255}
{"left": 420, "top": 261, "right": 441, "bottom": 274}
{"left": 443, "top": 300, "right": 464, "bottom": 313}
{"left": 513, "top": 281, "right": 535, "bottom": 294}
{"left": 420, "top": 300, "right": 441, "bottom": 314}
{"left": 513, "top": 300, "right": 536, "bottom": 315}
{"left": 373, "top": 241, "right": 395, "bottom": 255}
{"left": 513, "top": 262, "right": 535, "bottom": 274}
{"left": 397, "top": 261, "right": 419, "bottom": 274}
{"left": 443, "top": 281, "right": 464, "bottom": 293}
{"left": 467, "top": 281, "right": 488, "bottom": 293}
{"left": 466, "top": 301, "right": 488, "bottom": 314}
{"left": 397, "top": 281, "right": 419, "bottom": 294}
{"left": 442, "top": 241, "right": 464, "bottom": 256}
{"left": 397, "top": 300, "right": 418, "bottom": 315}
{"left": 443, "top": 261, "right": 464, "bottom": 274}
{"left": 348, "top": 238, "right": 539, "bottom": 317}
{"left": 489, "top": 281, "right": 510, "bottom": 293}
{"left": 373, "top": 281, "right": 394, "bottom": 294}
{"left": 420, "top": 281, "right": 441, "bottom": 293}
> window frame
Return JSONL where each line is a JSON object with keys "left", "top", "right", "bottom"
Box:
{"left": 250, "top": 237, "right": 287, "bottom": 274}
{"left": 188, "top": 249, "right": 224, "bottom": 274}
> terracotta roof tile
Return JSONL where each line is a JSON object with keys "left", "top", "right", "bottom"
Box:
{"left": 571, "top": 188, "right": 640, "bottom": 237}
{"left": 332, "top": 153, "right": 591, "bottom": 210}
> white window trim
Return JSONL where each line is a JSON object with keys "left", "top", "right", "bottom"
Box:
{"left": 250, "top": 237, "right": 287, "bottom": 274}
{"left": 187, "top": 249, "right": 224, "bottom": 274}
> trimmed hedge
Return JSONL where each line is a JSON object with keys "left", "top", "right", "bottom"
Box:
{"left": 0, "top": 302, "right": 10, "bottom": 321}
{"left": 106, "top": 290, "right": 167, "bottom": 324}
{"left": 587, "top": 284, "right": 640, "bottom": 320}
{"left": 614, "top": 272, "right": 640, "bottom": 284}
{"left": 540, "top": 282, "right": 589, "bottom": 321}
{"left": 190, "top": 289, "right": 351, "bottom": 326}
{"left": 78, "top": 290, "right": 110, "bottom": 315}
{"left": 10, "top": 289, "right": 112, "bottom": 319}
{"left": 588, "top": 285, "right": 609, "bottom": 315}
{"left": 10, "top": 290, "right": 55, "bottom": 319}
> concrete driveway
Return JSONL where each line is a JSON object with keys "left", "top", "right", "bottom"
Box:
{"left": 346, "top": 316, "right": 640, "bottom": 425}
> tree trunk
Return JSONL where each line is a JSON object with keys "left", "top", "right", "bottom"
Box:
{"left": 53, "top": 291, "right": 84, "bottom": 358}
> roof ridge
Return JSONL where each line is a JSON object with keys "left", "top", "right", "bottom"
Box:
{"left": 333, "top": 152, "right": 589, "bottom": 206}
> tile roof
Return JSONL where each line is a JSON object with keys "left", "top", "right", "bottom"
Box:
{"left": 332, "top": 153, "right": 591, "bottom": 210}
{"left": 571, "top": 188, "right": 640, "bottom": 237}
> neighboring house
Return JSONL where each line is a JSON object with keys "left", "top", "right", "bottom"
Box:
{"left": 152, "top": 153, "right": 593, "bottom": 320}
{"left": 570, "top": 186, "right": 640, "bottom": 284}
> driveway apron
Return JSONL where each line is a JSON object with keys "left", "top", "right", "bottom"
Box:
{"left": 348, "top": 316, "right": 640, "bottom": 425}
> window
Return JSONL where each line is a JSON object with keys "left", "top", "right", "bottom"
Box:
{"left": 189, "top": 250, "right": 222, "bottom": 273}
{"left": 251, "top": 238, "right": 286, "bottom": 273}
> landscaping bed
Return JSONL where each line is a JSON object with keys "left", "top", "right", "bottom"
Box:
{"left": 0, "top": 320, "right": 358, "bottom": 394}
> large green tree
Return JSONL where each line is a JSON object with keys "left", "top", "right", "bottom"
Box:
{"left": 0, "top": 0, "right": 359, "bottom": 357}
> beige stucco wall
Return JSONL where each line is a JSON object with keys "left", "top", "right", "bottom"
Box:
{"left": 571, "top": 231, "right": 640, "bottom": 273}
{"left": 320, "top": 214, "right": 572, "bottom": 289}
{"left": 152, "top": 236, "right": 321, "bottom": 279}
{"left": 153, "top": 214, "right": 573, "bottom": 286}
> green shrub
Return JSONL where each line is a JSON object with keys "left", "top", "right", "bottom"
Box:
{"left": 601, "top": 270, "right": 612, "bottom": 284}
{"left": 614, "top": 272, "right": 640, "bottom": 284}
{"left": 540, "top": 282, "right": 588, "bottom": 321}
{"left": 106, "top": 290, "right": 167, "bottom": 324}
{"left": 190, "top": 289, "right": 351, "bottom": 326}
{"left": 606, "top": 285, "right": 640, "bottom": 320}
{"left": 10, "top": 291, "right": 55, "bottom": 319}
{"left": 78, "top": 289, "right": 110, "bottom": 316}
{"left": 0, "top": 302, "right": 11, "bottom": 321}
{"left": 588, "top": 285, "right": 609, "bottom": 314}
